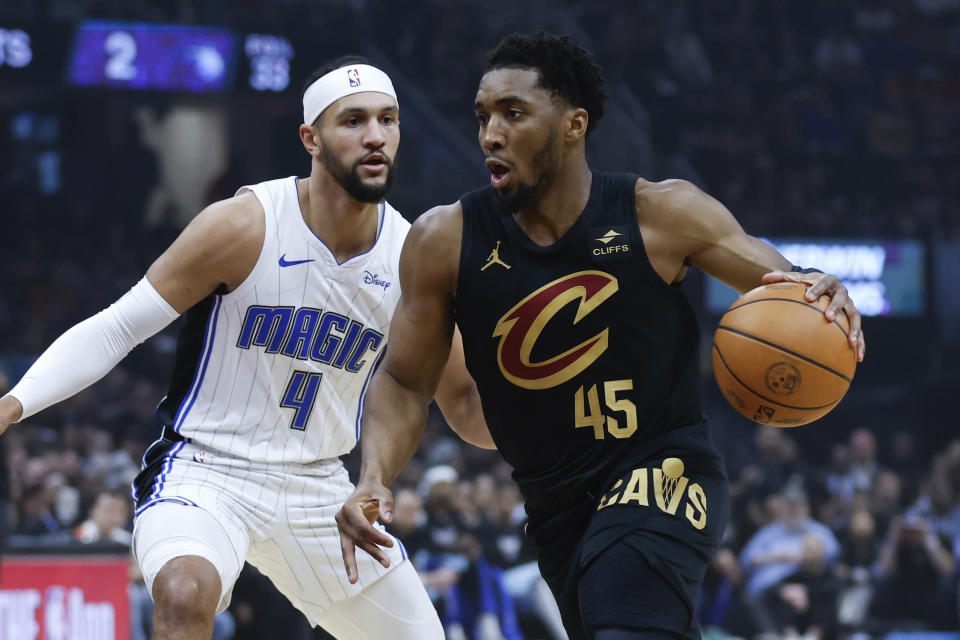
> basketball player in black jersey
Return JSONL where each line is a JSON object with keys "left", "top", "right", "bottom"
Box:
{"left": 337, "top": 33, "right": 866, "bottom": 640}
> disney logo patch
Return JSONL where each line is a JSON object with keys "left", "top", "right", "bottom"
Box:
{"left": 363, "top": 271, "right": 391, "bottom": 290}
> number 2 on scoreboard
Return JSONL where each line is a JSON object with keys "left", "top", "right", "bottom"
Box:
{"left": 104, "top": 31, "right": 137, "bottom": 81}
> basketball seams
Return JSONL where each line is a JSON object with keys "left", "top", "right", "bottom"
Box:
{"left": 727, "top": 297, "right": 850, "bottom": 339}
{"left": 715, "top": 325, "right": 853, "bottom": 384}
{"left": 712, "top": 344, "right": 845, "bottom": 411}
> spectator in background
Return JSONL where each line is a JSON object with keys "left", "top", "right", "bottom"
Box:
{"left": 838, "top": 508, "right": 879, "bottom": 578}
{"left": 884, "top": 430, "right": 922, "bottom": 501}
{"left": 478, "top": 482, "right": 566, "bottom": 640}
{"left": 870, "top": 514, "right": 957, "bottom": 630}
{"left": 868, "top": 470, "right": 904, "bottom": 536}
{"left": 765, "top": 534, "right": 843, "bottom": 640}
{"left": 417, "top": 465, "right": 520, "bottom": 640}
{"left": 908, "top": 447, "right": 960, "bottom": 552}
{"left": 74, "top": 489, "right": 132, "bottom": 545}
{"left": 740, "top": 485, "right": 840, "bottom": 636}
{"left": 734, "top": 428, "right": 813, "bottom": 548}
{"left": 698, "top": 547, "right": 748, "bottom": 638}
{"left": 388, "top": 487, "right": 461, "bottom": 600}
{"left": 835, "top": 508, "right": 879, "bottom": 632}
{"left": 15, "top": 483, "right": 60, "bottom": 536}
{"left": 847, "top": 428, "right": 881, "bottom": 495}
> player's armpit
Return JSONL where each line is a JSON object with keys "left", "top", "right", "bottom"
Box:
{"left": 146, "top": 192, "right": 265, "bottom": 313}
{"left": 435, "top": 327, "right": 496, "bottom": 449}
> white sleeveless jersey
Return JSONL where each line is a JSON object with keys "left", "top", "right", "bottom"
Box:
{"left": 157, "top": 176, "right": 410, "bottom": 464}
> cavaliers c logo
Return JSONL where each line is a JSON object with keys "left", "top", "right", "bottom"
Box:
{"left": 493, "top": 271, "right": 618, "bottom": 390}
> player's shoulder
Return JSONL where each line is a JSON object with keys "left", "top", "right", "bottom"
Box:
{"left": 408, "top": 201, "right": 463, "bottom": 248}
{"left": 185, "top": 191, "right": 265, "bottom": 250}
{"left": 634, "top": 177, "right": 706, "bottom": 212}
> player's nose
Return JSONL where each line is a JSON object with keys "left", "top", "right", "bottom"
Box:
{"left": 480, "top": 118, "right": 505, "bottom": 151}
{"left": 363, "top": 121, "right": 387, "bottom": 147}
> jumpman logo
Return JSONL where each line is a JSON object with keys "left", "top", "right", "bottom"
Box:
{"left": 481, "top": 240, "right": 512, "bottom": 271}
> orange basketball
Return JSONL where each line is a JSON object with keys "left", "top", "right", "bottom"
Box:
{"left": 712, "top": 282, "right": 856, "bottom": 427}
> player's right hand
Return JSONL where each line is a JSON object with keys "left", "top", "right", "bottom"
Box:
{"left": 0, "top": 396, "right": 23, "bottom": 436}
{"left": 335, "top": 481, "right": 396, "bottom": 584}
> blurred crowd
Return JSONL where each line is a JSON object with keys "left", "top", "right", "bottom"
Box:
{"left": 1, "top": 0, "right": 959, "bottom": 638}
{"left": 4, "top": 356, "right": 960, "bottom": 639}
{"left": 1, "top": 0, "right": 958, "bottom": 237}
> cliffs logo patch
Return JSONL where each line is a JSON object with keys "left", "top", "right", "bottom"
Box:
{"left": 493, "top": 271, "right": 618, "bottom": 390}
{"left": 590, "top": 226, "right": 631, "bottom": 261}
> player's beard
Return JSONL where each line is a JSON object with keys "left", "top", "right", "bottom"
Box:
{"left": 495, "top": 132, "right": 559, "bottom": 215}
{"left": 321, "top": 145, "right": 397, "bottom": 203}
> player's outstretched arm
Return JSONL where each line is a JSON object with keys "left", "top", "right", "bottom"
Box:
{"left": 336, "top": 203, "right": 463, "bottom": 583}
{"left": 0, "top": 193, "right": 264, "bottom": 436}
{"left": 636, "top": 179, "right": 864, "bottom": 362}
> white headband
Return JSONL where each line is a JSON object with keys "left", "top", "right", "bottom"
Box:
{"left": 302, "top": 64, "right": 397, "bottom": 125}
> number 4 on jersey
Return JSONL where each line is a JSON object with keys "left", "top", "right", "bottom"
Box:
{"left": 281, "top": 370, "right": 323, "bottom": 430}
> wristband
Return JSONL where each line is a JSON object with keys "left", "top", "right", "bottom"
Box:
{"left": 790, "top": 265, "right": 823, "bottom": 275}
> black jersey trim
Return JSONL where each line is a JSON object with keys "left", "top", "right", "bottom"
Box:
{"left": 155, "top": 293, "right": 221, "bottom": 428}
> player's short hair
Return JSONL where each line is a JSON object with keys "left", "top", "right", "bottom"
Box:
{"left": 300, "top": 54, "right": 372, "bottom": 123}
{"left": 484, "top": 31, "right": 607, "bottom": 135}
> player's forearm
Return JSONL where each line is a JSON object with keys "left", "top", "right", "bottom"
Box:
{"left": 358, "top": 368, "right": 432, "bottom": 486}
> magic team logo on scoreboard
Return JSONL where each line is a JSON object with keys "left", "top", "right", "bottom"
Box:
{"left": 67, "top": 21, "right": 236, "bottom": 92}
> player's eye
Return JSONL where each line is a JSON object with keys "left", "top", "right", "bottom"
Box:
{"left": 507, "top": 109, "right": 523, "bottom": 119}
{"left": 476, "top": 112, "right": 489, "bottom": 125}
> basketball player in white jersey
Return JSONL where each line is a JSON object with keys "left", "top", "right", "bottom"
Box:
{"left": 0, "top": 56, "right": 492, "bottom": 639}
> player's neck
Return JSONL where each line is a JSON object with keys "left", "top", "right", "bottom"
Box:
{"left": 514, "top": 156, "right": 592, "bottom": 245}
{"left": 298, "top": 174, "right": 380, "bottom": 263}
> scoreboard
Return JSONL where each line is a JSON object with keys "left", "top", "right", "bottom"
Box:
{"left": 0, "top": 24, "right": 71, "bottom": 88}
{"left": 0, "top": 20, "right": 296, "bottom": 93}
{"left": 705, "top": 238, "right": 927, "bottom": 317}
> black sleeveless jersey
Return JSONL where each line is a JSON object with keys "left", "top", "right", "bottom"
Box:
{"left": 456, "top": 171, "right": 705, "bottom": 509}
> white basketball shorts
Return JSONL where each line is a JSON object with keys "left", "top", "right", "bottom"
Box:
{"left": 131, "top": 436, "right": 433, "bottom": 635}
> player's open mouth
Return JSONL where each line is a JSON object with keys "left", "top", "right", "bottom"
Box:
{"left": 485, "top": 158, "right": 511, "bottom": 189}
{"left": 360, "top": 154, "right": 387, "bottom": 172}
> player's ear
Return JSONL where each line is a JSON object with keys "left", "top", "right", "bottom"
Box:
{"left": 565, "top": 107, "right": 588, "bottom": 143}
{"left": 299, "top": 123, "right": 322, "bottom": 158}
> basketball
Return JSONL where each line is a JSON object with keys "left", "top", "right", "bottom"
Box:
{"left": 712, "top": 282, "right": 857, "bottom": 427}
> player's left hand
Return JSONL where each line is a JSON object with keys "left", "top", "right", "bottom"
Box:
{"left": 762, "top": 271, "right": 865, "bottom": 363}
